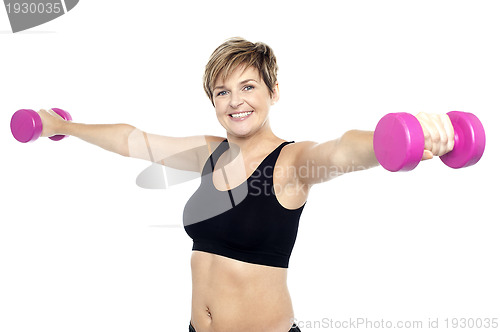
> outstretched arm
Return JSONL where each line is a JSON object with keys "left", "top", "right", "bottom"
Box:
{"left": 292, "top": 130, "right": 378, "bottom": 185}
{"left": 38, "top": 109, "right": 224, "bottom": 173}
{"left": 293, "top": 112, "right": 454, "bottom": 185}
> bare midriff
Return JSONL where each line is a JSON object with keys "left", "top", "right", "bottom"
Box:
{"left": 190, "top": 251, "right": 295, "bottom": 332}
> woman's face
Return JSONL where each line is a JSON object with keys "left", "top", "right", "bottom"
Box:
{"left": 212, "top": 65, "right": 279, "bottom": 138}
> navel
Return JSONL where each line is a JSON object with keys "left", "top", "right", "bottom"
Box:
{"left": 206, "top": 307, "right": 212, "bottom": 318}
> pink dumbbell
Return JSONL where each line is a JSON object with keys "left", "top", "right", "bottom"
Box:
{"left": 373, "top": 111, "right": 486, "bottom": 172}
{"left": 10, "top": 108, "right": 72, "bottom": 143}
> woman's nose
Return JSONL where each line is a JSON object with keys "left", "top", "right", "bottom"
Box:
{"left": 229, "top": 93, "right": 243, "bottom": 108}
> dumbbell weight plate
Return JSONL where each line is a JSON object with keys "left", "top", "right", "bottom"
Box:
{"left": 373, "top": 112, "right": 425, "bottom": 172}
{"left": 10, "top": 109, "right": 43, "bottom": 143}
{"left": 49, "top": 108, "right": 72, "bottom": 141}
{"left": 440, "top": 111, "right": 486, "bottom": 169}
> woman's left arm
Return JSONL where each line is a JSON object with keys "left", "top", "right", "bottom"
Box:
{"left": 292, "top": 130, "right": 378, "bottom": 185}
{"left": 294, "top": 113, "right": 454, "bottom": 185}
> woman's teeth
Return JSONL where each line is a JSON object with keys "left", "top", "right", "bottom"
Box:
{"left": 230, "top": 111, "right": 253, "bottom": 118}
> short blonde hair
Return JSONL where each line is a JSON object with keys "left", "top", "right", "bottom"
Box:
{"left": 203, "top": 37, "right": 278, "bottom": 106}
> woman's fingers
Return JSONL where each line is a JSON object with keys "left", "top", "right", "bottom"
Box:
{"left": 422, "top": 149, "right": 433, "bottom": 160}
{"left": 416, "top": 112, "right": 455, "bottom": 158}
{"left": 441, "top": 113, "right": 455, "bottom": 154}
{"left": 38, "top": 108, "right": 64, "bottom": 137}
{"left": 429, "top": 114, "right": 447, "bottom": 156}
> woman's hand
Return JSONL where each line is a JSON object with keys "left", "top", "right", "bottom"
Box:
{"left": 38, "top": 109, "right": 68, "bottom": 137}
{"left": 415, "top": 112, "right": 455, "bottom": 160}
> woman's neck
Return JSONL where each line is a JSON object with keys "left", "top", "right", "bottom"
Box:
{"left": 225, "top": 124, "right": 283, "bottom": 162}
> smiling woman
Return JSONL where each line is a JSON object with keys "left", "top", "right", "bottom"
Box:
{"left": 214, "top": 79, "right": 257, "bottom": 121}
{"left": 204, "top": 37, "right": 278, "bottom": 106}
{"left": 33, "top": 37, "right": 457, "bottom": 332}
{"left": 211, "top": 65, "right": 280, "bottom": 139}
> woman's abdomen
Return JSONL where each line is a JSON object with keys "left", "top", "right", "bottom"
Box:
{"left": 190, "top": 251, "right": 295, "bottom": 332}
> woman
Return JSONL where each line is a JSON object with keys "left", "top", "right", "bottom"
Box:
{"left": 37, "top": 37, "right": 454, "bottom": 332}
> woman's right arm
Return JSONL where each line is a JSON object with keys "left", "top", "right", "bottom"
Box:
{"left": 39, "top": 109, "right": 224, "bottom": 173}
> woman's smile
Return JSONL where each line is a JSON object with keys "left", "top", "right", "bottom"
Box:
{"left": 228, "top": 110, "right": 254, "bottom": 121}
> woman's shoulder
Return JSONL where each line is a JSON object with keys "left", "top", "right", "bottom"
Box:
{"left": 276, "top": 140, "right": 317, "bottom": 167}
{"left": 281, "top": 140, "right": 317, "bottom": 156}
{"left": 204, "top": 135, "right": 226, "bottom": 144}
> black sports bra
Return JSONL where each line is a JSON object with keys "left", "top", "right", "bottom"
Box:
{"left": 183, "top": 139, "right": 305, "bottom": 268}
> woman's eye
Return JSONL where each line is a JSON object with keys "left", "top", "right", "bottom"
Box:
{"left": 216, "top": 86, "right": 253, "bottom": 97}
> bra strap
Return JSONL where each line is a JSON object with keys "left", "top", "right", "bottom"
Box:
{"left": 201, "top": 139, "right": 229, "bottom": 176}
{"left": 257, "top": 141, "right": 294, "bottom": 170}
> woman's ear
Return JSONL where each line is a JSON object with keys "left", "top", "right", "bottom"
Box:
{"left": 271, "top": 82, "right": 280, "bottom": 105}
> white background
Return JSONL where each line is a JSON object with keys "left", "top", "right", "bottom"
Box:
{"left": 1, "top": 1, "right": 499, "bottom": 331}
